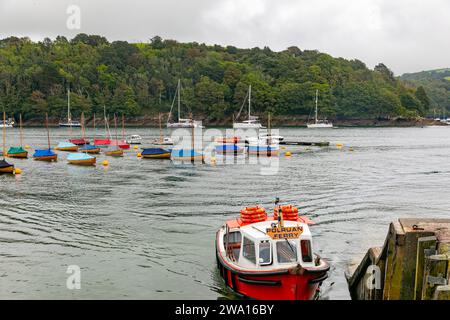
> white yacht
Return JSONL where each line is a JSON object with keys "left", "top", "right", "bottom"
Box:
{"left": 233, "top": 85, "right": 265, "bottom": 129}
{"left": 167, "top": 79, "right": 203, "bottom": 128}
{"left": 307, "top": 90, "right": 333, "bottom": 129}
{"left": 59, "top": 88, "right": 81, "bottom": 128}
{"left": 126, "top": 135, "right": 142, "bottom": 144}
{"left": 0, "top": 118, "right": 14, "bottom": 128}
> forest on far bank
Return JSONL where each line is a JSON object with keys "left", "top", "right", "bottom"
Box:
{"left": 0, "top": 34, "right": 432, "bottom": 123}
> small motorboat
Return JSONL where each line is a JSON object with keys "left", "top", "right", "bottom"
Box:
{"left": 79, "top": 144, "right": 101, "bottom": 154}
{"left": 215, "top": 144, "right": 245, "bottom": 155}
{"left": 171, "top": 149, "right": 204, "bottom": 162}
{"left": 55, "top": 141, "right": 78, "bottom": 152}
{"left": 33, "top": 149, "right": 58, "bottom": 162}
{"left": 141, "top": 148, "right": 171, "bottom": 159}
{"left": 7, "top": 146, "right": 28, "bottom": 158}
{"left": 126, "top": 135, "right": 142, "bottom": 144}
{"left": 216, "top": 201, "right": 329, "bottom": 300}
{"left": 69, "top": 138, "right": 90, "bottom": 146}
{"left": 94, "top": 138, "right": 111, "bottom": 148}
{"left": 0, "top": 159, "right": 14, "bottom": 174}
{"left": 104, "top": 145, "right": 124, "bottom": 157}
{"left": 151, "top": 137, "right": 174, "bottom": 146}
{"left": 67, "top": 152, "right": 96, "bottom": 166}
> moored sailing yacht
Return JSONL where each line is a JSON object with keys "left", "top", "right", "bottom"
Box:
{"left": 233, "top": 85, "right": 265, "bottom": 129}
{"left": 307, "top": 90, "right": 333, "bottom": 129}
{"left": 216, "top": 199, "right": 329, "bottom": 300}
{"left": 0, "top": 112, "right": 14, "bottom": 173}
{"left": 59, "top": 88, "right": 81, "bottom": 128}
{"left": 33, "top": 113, "right": 58, "bottom": 161}
{"left": 7, "top": 114, "right": 28, "bottom": 158}
{"left": 167, "top": 79, "right": 203, "bottom": 128}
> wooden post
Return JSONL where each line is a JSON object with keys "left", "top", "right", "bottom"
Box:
{"left": 433, "top": 285, "right": 450, "bottom": 300}
{"left": 422, "top": 254, "right": 449, "bottom": 300}
{"left": 414, "top": 236, "right": 437, "bottom": 300}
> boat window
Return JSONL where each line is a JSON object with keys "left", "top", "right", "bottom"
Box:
{"left": 300, "top": 240, "right": 313, "bottom": 263}
{"left": 259, "top": 241, "right": 272, "bottom": 266}
{"left": 242, "top": 237, "right": 256, "bottom": 264}
{"left": 276, "top": 240, "right": 298, "bottom": 263}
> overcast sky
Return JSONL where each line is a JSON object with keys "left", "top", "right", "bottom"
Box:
{"left": 1, "top": 0, "right": 449, "bottom": 75}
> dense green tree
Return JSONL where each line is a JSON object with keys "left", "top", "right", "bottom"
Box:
{"left": 0, "top": 34, "right": 430, "bottom": 122}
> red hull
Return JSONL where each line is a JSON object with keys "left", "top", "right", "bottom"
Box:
{"left": 111, "top": 140, "right": 130, "bottom": 149}
{"left": 216, "top": 232, "right": 329, "bottom": 300}
{"left": 94, "top": 138, "right": 111, "bottom": 146}
{"left": 70, "top": 138, "right": 90, "bottom": 145}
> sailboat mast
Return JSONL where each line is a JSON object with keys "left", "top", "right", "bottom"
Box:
{"left": 114, "top": 114, "right": 118, "bottom": 142}
{"left": 46, "top": 113, "right": 51, "bottom": 150}
{"left": 81, "top": 112, "right": 85, "bottom": 140}
{"left": 248, "top": 85, "right": 252, "bottom": 121}
{"left": 122, "top": 113, "right": 125, "bottom": 140}
{"left": 2, "top": 112, "right": 5, "bottom": 159}
{"left": 19, "top": 114, "right": 23, "bottom": 147}
{"left": 159, "top": 113, "right": 163, "bottom": 143}
{"left": 315, "top": 89, "right": 319, "bottom": 124}
{"left": 67, "top": 88, "right": 71, "bottom": 123}
{"left": 178, "top": 79, "right": 181, "bottom": 122}
{"left": 93, "top": 113, "right": 96, "bottom": 138}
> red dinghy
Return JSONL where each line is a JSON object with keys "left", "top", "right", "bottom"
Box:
{"left": 111, "top": 139, "right": 130, "bottom": 149}
{"left": 216, "top": 201, "right": 329, "bottom": 300}
{"left": 69, "top": 138, "right": 90, "bottom": 146}
{"left": 94, "top": 138, "right": 111, "bottom": 147}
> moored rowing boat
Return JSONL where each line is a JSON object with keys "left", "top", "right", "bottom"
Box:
{"left": 141, "top": 148, "right": 171, "bottom": 159}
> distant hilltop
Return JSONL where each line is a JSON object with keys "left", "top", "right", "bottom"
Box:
{"left": 401, "top": 69, "right": 450, "bottom": 113}
{"left": 0, "top": 34, "right": 435, "bottom": 123}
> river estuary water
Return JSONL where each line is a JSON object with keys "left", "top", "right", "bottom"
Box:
{"left": 1, "top": 126, "right": 450, "bottom": 300}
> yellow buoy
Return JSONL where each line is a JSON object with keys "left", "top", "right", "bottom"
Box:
{"left": 349, "top": 147, "right": 354, "bottom": 152}
{"left": 134, "top": 145, "right": 139, "bottom": 150}
{"left": 15, "top": 168, "right": 22, "bottom": 175}
{"left": 102, "top": 160, "right": 109, "bottom": 166}
{"left": 137, "top": 153, "right": 142, "bottom": 158}
{"left": 285, "top": 152, "right": 292, "bottom": 157}
{"left": 25, "top": 145, "right": 30, "bottom": 150}
{"left": 336, "top": 143, "right": 344, "bottom": 149}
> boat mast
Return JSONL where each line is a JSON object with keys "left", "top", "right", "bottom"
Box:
{"left": 2, "top": 112, "right": 5, "bottom": 159}
{"left": 159, "top": 113, "right": 163, "bottom": 143}
{"left": 248, "top": 85, "right": 252, "bottom": 121}
{"left": 67, "top": 87, "right": 71, "bottom": 123}
{"left": 268, "top": 112, "right": 272, "bottom": 145}
{"left": 45, "top": 113, "right": 51, "bottom": 150}
{"left": 19, "top": 113, "right": 23, "bottom": 147}
{"left": 114, "top": 114, "right": 118, "bottom": 143}
{"left": 93, "top": 113, "right": 96, "bottom": 138}
{"left": 122, "top": 113, "right": 125, "bottom": 140}
{"left": 81, "top": 112, "right": 86, "bottom": 140}
{"left": 178, "top": 79, "right": 181, "bottom": 122}
{"left": 315, "top": 89, "right": 319, "bottom": 124}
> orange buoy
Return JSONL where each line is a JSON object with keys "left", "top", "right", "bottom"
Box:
{"left": 240, "top": 206, "right": 267, "bottom": 223}
{"left": 274, "top": 205, "right": 300, "bottom": 221}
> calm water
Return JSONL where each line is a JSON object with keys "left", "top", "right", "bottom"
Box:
{"left": 1, "top": 126, "right": 450, "bottom": 300}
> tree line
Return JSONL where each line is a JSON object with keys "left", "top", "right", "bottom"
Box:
{"left": 0, "top": 34, "right": 431, "bottom": 123}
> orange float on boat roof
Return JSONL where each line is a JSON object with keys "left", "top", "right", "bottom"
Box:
{"left": 240, "top": 206, "right": 267, "bottom": 224}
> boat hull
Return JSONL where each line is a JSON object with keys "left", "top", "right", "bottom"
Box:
{"left": 7, "top": 152, "right": 28, "bottom": 158}
{"left": 105, "top": 150, "right": 124, "bottom": 156}
{"left": 307, "top": 124, "right": 333, "bottom": 129}
{"left": 34, "top": 155, "right": 58, "bottom": 162}
{"left": 142, "top": 153, "right": 171, "bottom": 159}
{"left": 79, "top": 147, "right": 101, "bottom": 154}
{"left": 215, "top": 231, "right": 329, "bottom": 300}
{"left": 171, "top": 155, "right": 204, "bottom": 162}
{"left": 233, "top": 123, "right": 265, "bottom": 129}
{"left": 68, "top": 158, "right": 96, "bottom": 166}
{"left": 0, "top": 165, "right": 14, "bottom": 173}
{"left": 55, "top": 146, "right": 79, "bottom": 152}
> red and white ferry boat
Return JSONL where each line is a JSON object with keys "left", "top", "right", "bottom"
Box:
{"left": 216, "top": 200, "right": 329, "bottom": 300}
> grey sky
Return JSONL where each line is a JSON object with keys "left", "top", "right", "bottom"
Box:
{"left": 1, "top": 0, "right": 449, "bottom": 75}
